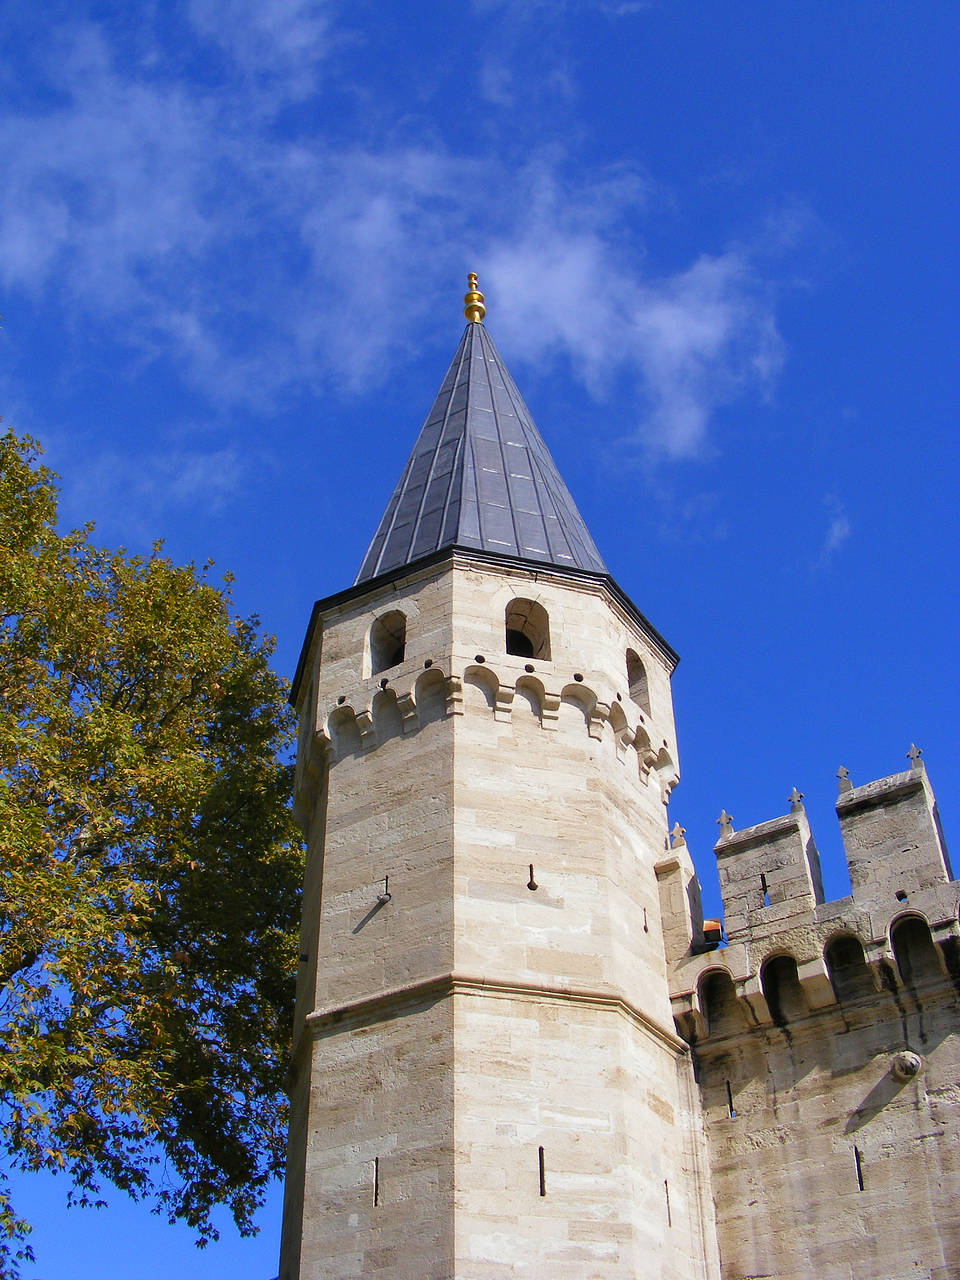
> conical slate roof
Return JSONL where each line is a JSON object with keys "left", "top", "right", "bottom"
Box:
{"left": 355, "top": 321, "right": 607, "bottom": 584}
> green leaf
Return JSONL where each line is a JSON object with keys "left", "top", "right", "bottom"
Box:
{"left": 0, "top": 430, "right": 304, "bottom": 1277}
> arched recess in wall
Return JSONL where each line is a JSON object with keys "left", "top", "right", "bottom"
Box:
{"left": 328, "top": 706, "right": 360, "bottom": 759}
{"left": 891, "top": 914, "right": 942, "bottom": 986}
{"left": 607, "top": 700, "right": 631, "bottom": 759}
{"left": 370, "top": 610, "right": 406, "bottom": 675}
{"left": 415, "top": 667, "right": 447, "bottom": 727}
{"left": 699, "top": 969, "right": 747, "bottom": 1038}
{"left": 626, "top": 648, "right": 651, "bottom": 715}
{"left": 463, "top": 664, "right": 498, "bottom": 710}
{"left": 824, "top": 933, "right": 875, "bottom": 1004}
{"left": 505, "top": 598, "right": 550, "bottom": 660}
{"left": 372, "top": 688, "right": 402, "bottom": 744}
{"left": 559, "top": 681, "right": 594, "bottom": 729}
{"left": 514, "top": 675, "right": 544, "bottom": 723}
{"left": 760, "top": 953, "right": 808, "bottom": 1026}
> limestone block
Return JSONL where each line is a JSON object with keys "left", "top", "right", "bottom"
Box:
{"left": 837, "top": 768, "right": 952, "bottom": 904}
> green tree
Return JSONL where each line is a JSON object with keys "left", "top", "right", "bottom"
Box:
{"left": 0, "top": 431, "right": 304, "bottom": 1275}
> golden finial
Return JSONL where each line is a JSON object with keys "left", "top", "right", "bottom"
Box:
{"left": 463, "top": 272, "right": 485, "bottom": 323}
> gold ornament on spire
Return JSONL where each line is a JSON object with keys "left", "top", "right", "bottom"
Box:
{"left": 463, "top": 272, "right": 485, "bottom": 323}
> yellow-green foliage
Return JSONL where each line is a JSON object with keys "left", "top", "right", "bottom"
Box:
{"left": 0, "top": 432, "right": 304, "bottom": 1276}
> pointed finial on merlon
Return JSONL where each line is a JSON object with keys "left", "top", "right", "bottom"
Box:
{"left": 907, "top": 743, "right": 924, "bottom": 770}
{"left": 669, "top": 821, "right": 686, "bottom": 849}
{"left": 788, "top": 787, "right": 804, "bottom": 813}
{"left": 464, "top": 272, "right": 486, "bottom": 323}
{"left": 716, "top": 809, "right": 734, "bottom": 839}
{"left": 836, "top": 765, "right": 852, "bottom": 794}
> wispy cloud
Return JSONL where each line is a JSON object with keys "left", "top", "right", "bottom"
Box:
{"left": 187, "top": 0, "right": 335, "bottom": 98}
{"left": 478, "top": 59, "right": 516, "bottom": 108}
{"left": 0, "top": 28, "right": 221, "bottom": 303}
{"left": 816, "top": 493, "right": 851, "bottom": 568}
{"left": 0, "top": 11, "right": 790, "bottom": 464}
{"left": 484, "top": 170, "right": 783, "bottom": 458}
{"left": 61, "top": 442, "right": 250, "bottom": 539}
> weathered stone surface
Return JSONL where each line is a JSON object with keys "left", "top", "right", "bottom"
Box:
{"left": 663, "top": 756, "right": 960, "bottom": 1280}
{"left": 283, "top": 539, "right": 960, "bottom": 1279}
{"left": 282, "top": 554, "right": 720, "bottom": 1279}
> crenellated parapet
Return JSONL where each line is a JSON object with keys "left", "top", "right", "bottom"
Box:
{"left": 660, "top": 751, "right": 960, "bottom": 1044}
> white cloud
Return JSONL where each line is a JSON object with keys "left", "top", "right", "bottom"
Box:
{"left": 291, "top": 147, "right": 491, "bottom": 386}
{"left": 0, "top": 16, "right": 789, "bottom": 464}
{"left": 483, "top": 172, "right": 783, "bottom": 458}
{"left": 187, "top": 0, "right": 334, "bottom": 96}
{"left": 61, "top": 443, "right": 249, "bottom": 540}
{"left": 818, "top": 495, "right": 851, "bottom": 566}
{"left": 478, "top": 60, "right": 515, "bottom": 107}
{"left": 0, "top": 29, "right": 219, "bottom": 303}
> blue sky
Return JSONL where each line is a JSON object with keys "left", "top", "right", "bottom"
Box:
{"left": 2, "top": 1, "right": 958, "bottom": 1275}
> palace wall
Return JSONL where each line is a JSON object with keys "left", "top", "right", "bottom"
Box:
{"left": 661, "top": 759, "right": 960, "bottom": 1280}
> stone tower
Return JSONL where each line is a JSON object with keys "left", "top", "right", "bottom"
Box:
{"left": 280, "top": 276, "right": 720, "bottom": 1278}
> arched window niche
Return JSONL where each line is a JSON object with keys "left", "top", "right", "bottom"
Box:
{"left": 626, "top": 649, "right": 651, "bottom": 715}
{"left": 505, "top": 599, "right": 551, "bottom": 660}
{"left": 760, "top": 954, "right": 807, "bottom": 1026}
{"left": 699, "top": 970, "right": 746, "bottom": 1038}
{"left": 891, "top": 915, "right": 942, "bottom": 986}
{"left": 825, "top": 934, "right": 874, "bottom": 1004}
{"left": 369, "top": 610, "right": 406, "bottom": 675}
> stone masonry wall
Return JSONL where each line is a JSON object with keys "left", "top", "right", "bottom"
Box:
{"left": 282, "top": 562, "right": 458, "bottom": 1280}
{"left": 662, "top": 758, "right": 960, "bottom": 1280}
{"left": 282, "top": 553, "right": 721, "bottom": 1278}
{"left": 447, "top": 563, "right": 716, "bottom": 1276}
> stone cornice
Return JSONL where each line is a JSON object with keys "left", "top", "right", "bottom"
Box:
{"left": 835, "top": 766, "right": 927, "bottom": 814}
{"left": 304, "top": 970, "right": 688, "bottom": 1054}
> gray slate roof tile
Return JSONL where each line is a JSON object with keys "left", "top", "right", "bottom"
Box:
{"left": 355, "top": 322, "right": 607, "bottom": 584}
